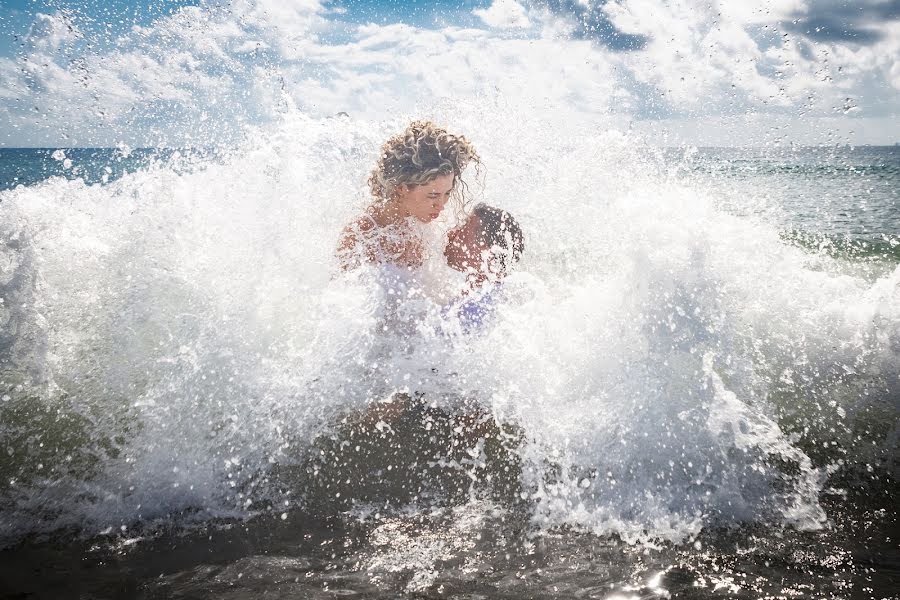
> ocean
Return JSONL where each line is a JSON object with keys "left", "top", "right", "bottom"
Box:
{"left": 0, "top": 124, "right": 898, "bottom": 598}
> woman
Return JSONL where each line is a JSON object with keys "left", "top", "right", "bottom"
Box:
{"left": 334, "top": 121, "right": 481, "bottom": 433}
{"left": 338, "top": 121, "right": 480, "bottom": 271}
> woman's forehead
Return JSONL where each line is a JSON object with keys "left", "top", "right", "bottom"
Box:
{"left": 423, "top": 173, "right": 455, "bottom": 191}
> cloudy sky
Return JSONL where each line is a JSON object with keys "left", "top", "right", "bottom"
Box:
{"left": 1, "top": 0, "right": 898, "bottom": 146}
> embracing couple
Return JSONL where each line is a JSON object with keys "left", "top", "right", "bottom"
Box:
{"left": 337, "top": 120, "right": 524, "bottom": 329}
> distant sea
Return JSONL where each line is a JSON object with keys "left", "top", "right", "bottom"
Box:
{"left": 4, "top": 145, "right": 897, "bottom": 248}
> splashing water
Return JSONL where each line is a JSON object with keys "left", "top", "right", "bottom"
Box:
{"left": 0, "top": 110, "right": 898, "bottom": 550}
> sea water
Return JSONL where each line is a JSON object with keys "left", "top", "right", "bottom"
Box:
{"left": 0, "top": 116, "right": 898, "bottom": 597}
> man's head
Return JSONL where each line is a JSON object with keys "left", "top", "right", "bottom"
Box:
{"left": 445, "top": 204, "right": 524, "bottom": 282}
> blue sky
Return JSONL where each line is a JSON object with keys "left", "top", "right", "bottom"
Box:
{"left": 0, "top": 0, "right": 199, "bottom": 55}
{"left": 1, "top": 0, "right": 898, "bottom": 146}
{"left": 0, "top": 0, "right": 490, "bottom": 55}
{"left": 337, "top": 0, "right": 487, "bottom": 26}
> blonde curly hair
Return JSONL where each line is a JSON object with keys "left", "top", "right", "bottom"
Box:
{"left": 368, "top": 120, "right": 480, "bottom": 205}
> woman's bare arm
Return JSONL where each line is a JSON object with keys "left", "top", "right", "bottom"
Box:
{"left": 337, "top": 217, "right": 376, "bottom": 271}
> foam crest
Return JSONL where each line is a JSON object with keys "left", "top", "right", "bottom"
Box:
{"left": 0, "top": 112, "right": 898, "bottom": 546}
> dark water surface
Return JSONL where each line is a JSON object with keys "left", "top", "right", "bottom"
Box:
{"left": 0, "top": 396, "right": 897, "bottom": 599}
{"left": 0, "top": 147, "right": 212, "bottom": 191}
{"left": 1, "top": 486, "right": 896, "bottom": 599}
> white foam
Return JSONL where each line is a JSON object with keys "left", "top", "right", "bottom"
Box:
{"left": 0, "top": 111, "right": 898, "bottom": 546}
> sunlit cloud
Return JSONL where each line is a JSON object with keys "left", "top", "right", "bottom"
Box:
{"left": 473, "top": 0, "right": 532, "bottom": 29}
{"left": 0, "top": 0, "right": 897, "bottom": 146}
{"left": 527, "top": 0, "right": 647, "bottom": 50}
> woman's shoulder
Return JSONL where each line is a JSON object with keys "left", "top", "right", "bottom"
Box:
{"left": 338, "top": 213, "right": 381, "bottom": 250}
{"left": 342, "top": 213, "right": 378, "bottom": 236}
{"left": 338, "top": 215, "right": 374, "bottom": 269}
{"left": 337, "top": 209, "right": 427, "bottom": 270}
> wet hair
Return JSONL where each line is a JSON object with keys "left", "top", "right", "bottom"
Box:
{"left": 368, "top": 121, "right": 480, "bottom": 205}
{"left": 472, "top": 203, "right": 524, "bottom": 275}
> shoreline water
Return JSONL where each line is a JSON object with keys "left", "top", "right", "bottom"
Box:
{"left": 1, "top": 131, "right": 898, "bottom": 598}
{"left": 0, "top": 482, "right": 895, "bottom": 599}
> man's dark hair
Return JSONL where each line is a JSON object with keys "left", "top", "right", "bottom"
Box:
{"left": 472, "top": 203, "right": 524, "bottom": 274}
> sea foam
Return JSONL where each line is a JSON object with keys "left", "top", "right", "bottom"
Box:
{"left": 0, "top": 111, "right": 898, "bottom": 546}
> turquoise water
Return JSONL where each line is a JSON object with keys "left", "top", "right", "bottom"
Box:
{"left": 677, "top": 146, "right": 900, "bottom": 263}
{"left": 687, "top": 147, "right": 899, "bottom": 231}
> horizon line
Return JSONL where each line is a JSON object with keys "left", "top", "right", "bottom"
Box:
{"left": 2, "top": 144, "right": 899, "bottom": 151}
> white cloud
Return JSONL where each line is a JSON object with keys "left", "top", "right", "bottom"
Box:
{"left": 589, "top": 0, "right": 900, "bottom": 120}
{"left": 283, "top": 24, "right": 622, "bottom": 125}
{"left": 0, "top": 0, "right": 897, "bottom": 147}
{"left": 25, "top": 11, "right": 83, "bottom": 52}
{"left": 474, "top": 0, "right": 532, "bottom": 29}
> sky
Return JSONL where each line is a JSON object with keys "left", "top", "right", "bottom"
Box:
{"left": 1, "top": 0, "right": 898, "bottom": 147}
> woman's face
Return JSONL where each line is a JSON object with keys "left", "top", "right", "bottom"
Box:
{"left": 395, "top": 173, "right": 455, "bottom": 223}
